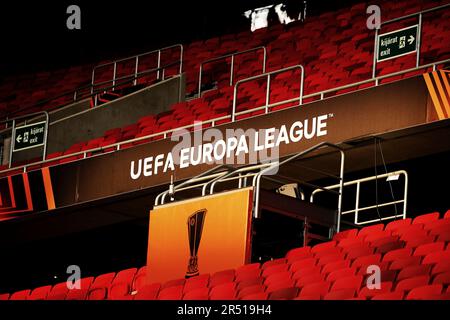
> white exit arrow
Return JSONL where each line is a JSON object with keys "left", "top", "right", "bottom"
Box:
{"left": 16, "top": 135, "right": 22, "bottom": 143}
{"left": 408, "top": 35, "right": 415, "bottom": 45}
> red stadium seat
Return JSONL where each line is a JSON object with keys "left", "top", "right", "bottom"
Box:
{"left": 285, "top": 246, "right": 312, "bottom": 263}
{"left": 158, "top": 285, "right": 183, "bottom": 300}
{"left": 295, "top": 273, "right": 325, "bottom": 288}
{"left": 392, "top": 224, "right": 425, "bottom": 237}
{"left": 289, "top": 258, "right": 317, "bottom": 273}
{"left": 310, "top": 241, "right": 337, "bottom": 254}
{"left": 87, "top": 272, "right": 116, "bottom": 300}
{"left": 209, "top": 270, "right": 235, "bottom": 288}
{"left": 268, "top": 287, "right": 299, "bottom": 300}
{"left": 432, "top": 271, "right": 450, "bottom": 287}
{"left": 261, "top": 263, "right": 289, "bottom": 278}
{"left": 352, "top": 254, "right": 382, "bottom": 270}
{"left": 266, "top": 278, "right": 296, "bottom": 293}
{"left": 28, "top": 285, "right": 52, "bottom": 300}
{"left": 344, "top": 245, "right": 375, "bottom": 261}
{"left": 183, "top": 274, "right": 210, "bottom": 294}
{"left": 236, "top": 278, "right": 264, "bottom": 291}
{"left": 369, "top": 235, "right": 401, "bottom": 249}
{"left": 162, "top": 278, "right": 186, "bottom": 290}
{"left": 321, "top": 260, "right": 351, "bottom": 275}
{"left": 0, "top": 294, "right": 9, "bottom": 300}
{"left": 331, "top": 275, "right": 363, "bottom": 292}
{"left": 65, "top": 277, "right": 94, "bottom": 300}
{"left": 235, "top": 263, "right": 260, "bottom": 275}
{"left": 337, "top": 237, "right": 366, "bottom": 249}
{"left": 264, "top": 271, "right": 292, "bottom": 286}
{"left": 9, "top": 289, "right": 31, "bottom": 300}
{"left": 389, "top": 256, "right": 422, "bottom": 271}
{"left": 183, "top": 287, "right": 209, "bottom": 300}
{"left": 317, "top": 252, "right": 346, "bottom": 266}
{"left": 261, "top": 258, "right": 287, "bottom": 270}
{"left": 240, "top": 292, "right": 268, "bottom": 300}
{"left": 333, "top": 229, "right": 358, "bottom": 242}
{"left": 382, "top": 248, "right": 412, "bottom": 263}
{"left": 396, "top": 265, "right": 432, "bottom": 282}
{"left": 395, "top": 275, "right": 430, "bottom": 293}
{"left": 109, "top": 268, "right": 138, "bottom": 299}
{"left": 314, "top": 247, "right": 342, "bottom": 259}
{"left": 422, "top": 250, "right": 450, "bottom": 265}
{"left": 235, "top": 269, "right": 261, "bottom": 283}
{"left": 414, "top": 242, "right": 446, "bottom": 257}
{"left": 412, "top": 212, "right": 440, "bottom": 225}
{"left": 327, "top": 268, "right": 357, "bottom": 283}
{"left": 405, "top": 235, "right": 436, "bottom": 249}
{"left": 432, "top": 261, "right": 450, "bottom": 276}
{"left": 406, "top": 284, "right": 442, "bottom": 300}
{"left": 358, "top": 282, "right": 393, "bottom": 299}
{"left": 132, "top": 266, "right": 147, "bottom": 292}
{"left": 324, "top": 288, "right": 356, "bottom": 300}
{"left": 210, "top": 283, "right": 237, "bottom": 300}
{"left": 299, "top": 281, "right": 331, "bottom": 298}
{"left": 47, "top": 282, "right": 69, "bottom": 300}
{"left": 133, "top": 283, "right": 161, "bottom": 300}
{"left": 237, "top": 284, "right": 266, "bottom": 299}
{"left": 444, "top": 210, "right": 450, "bottom": 219}
{"left": 375, "top": 241, "right": 406, "bottom": 256}
{"left": 357, "top": 224, "right": 384, "bottom": 238}
{"left": 385, "top": 218, "right": 412, "bottom": 233}
{"left": 372, "top": 291, "right": 404, "bottom": 300}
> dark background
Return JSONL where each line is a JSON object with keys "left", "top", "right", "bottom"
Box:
{"left": 0, "top": 0, "right": 362, "bottom": 76}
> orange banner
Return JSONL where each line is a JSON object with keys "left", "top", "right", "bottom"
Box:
{"left": 146, "top": 187, "right": 253, "bottom": 284}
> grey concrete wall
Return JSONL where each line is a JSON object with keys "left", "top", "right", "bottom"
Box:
{"left": 1, "top": 98, "right": 91, "bottom": 164}
{"left": 46, "top": 74, "right": 185, "bottom": 154}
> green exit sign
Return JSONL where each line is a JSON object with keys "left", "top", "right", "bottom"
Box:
{"left": 13, "top": 121, "right": 47, "bottom": 152}
{"left": 377, "top": 25, "right": 418, "bottom": 62}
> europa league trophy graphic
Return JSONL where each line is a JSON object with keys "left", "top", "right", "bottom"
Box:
{"left": 185, "top": 209, "right": 207, "bottom": 278}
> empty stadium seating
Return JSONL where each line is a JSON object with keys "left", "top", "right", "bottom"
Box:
{"left": 1, "top": 0, "right": 450, "bottom": 307}
{"left": 1, "top": 211, "right": 449, "bottom": 300}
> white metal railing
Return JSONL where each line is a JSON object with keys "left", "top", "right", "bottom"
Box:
{"left": 232, "top": 64, "right": 304, "bottom": 122}
{"left": 372, "top": 3, "right": 450, "bottom": 78}
{"left": 205, "top": 163, "right": 274, "bottom": 196}
{"left": 91, "top": 44, "right": 183, "bottom": 93}
{"left": 252, "top": 142, "right": 345, "bottom": 227}
{"left": 310, "top": 170, "right": 408, "bottom": 226}
{"left": 155, "top": 165, "right": 235, "bottom": 206}
{"left": 198, "top": 46, "right": 267, "bottom": 97}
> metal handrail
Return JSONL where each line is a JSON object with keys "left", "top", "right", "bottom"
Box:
{"left": 206, "top": 163, "right": 274, "bottom": 196}
{"left": 381, "top": 3, "right": 450, "bottom": 25}
{"left": 89, "top": 61, "right": 181, "bottom": 107}
{"left": 252, "top": 142, "right": 344, "bottom": 230}
{"left": 91, "top": 44, "right": 183, "bottom": 93}
{"left": 198, "top": 46, "right": 267, "bottom": 97}
{"left": 372, "top": 3, "right": 450, "bottom": 78}
{"left": 232, "top": 64, "right": 304, "bottom": 122}
{"left": 310, "top": 170, "right": 408, "bottom": 226}
{"left": 1, "top": 58, "right": 449, "bottom": 176}
{"left": 1, "top": 60, "right": 182, "bottom": 123}
{"left": 155, "top": 164, "right": 235, "bottom": 206}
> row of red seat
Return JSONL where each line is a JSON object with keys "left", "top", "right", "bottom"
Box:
{"left": 1, "top": 211, "right": 449, "bottom": 300}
